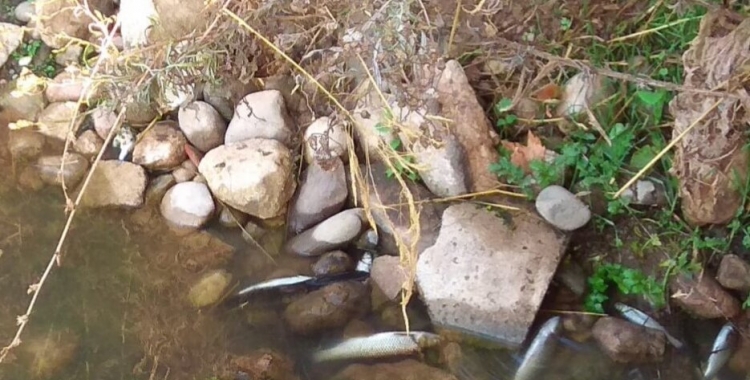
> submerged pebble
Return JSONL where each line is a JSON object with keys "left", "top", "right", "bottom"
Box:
{"left": 188, "top": 269, "right": 232, "bottom": 308}
{"left": 312, "top": 250, "right": 354, "bottom": 276}
{"left": 592, "top": 317, "right": 665, "bottom": 363}
{"left": 36, "top": 153, "right": 89, "bottom": 187}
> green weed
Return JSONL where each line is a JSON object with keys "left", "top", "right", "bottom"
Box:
{"left": 585, "top": 263, "right": 665, "bottom": 314}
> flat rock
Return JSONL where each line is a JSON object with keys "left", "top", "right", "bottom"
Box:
{"left": 8, "top": 129, "right": 45, "bottom": 161}
{"left": 225, "top": 90, "right": 294, "bottom": 146}
{"left": 45, "top": 70, "right": 86, "bottom": 103}
{"left": 37, "top": 102, "right": 82, "bottom": 141}
{"left": 80, "top": 160, "right": 147, "bottom": 208}
{"left": 132, "top": 121, "right": 187, "bottom": 170}
{"left": 198, "top": 138, "right": 296, "bottom": 219}
{"left": 160, "top": 181, "right": 215, "bottom": 229}
{"left": 437, "top": 60, "right": 501, "bottom": 192}
{"left": 303, "top": 116, "right": 349, "bottom": 164}
{"left": 177, "top": 101, "right": 226, "bottom": 152}
{"left": 716, "top": 254, "right": 750, "bottom": 292}
{"left": 287, "top": 157, "right": 348, "bottom": 234}
{"left": 670, "top": 272, "right": 741, "bottom": 319}
{"left": 535, "top": 185, "right": 591, "bottom": 231}
{"left": 416, "top": 203, "right": 567, "bottom": 348}
{"left": 36, "top": 153, "right": 89, "bottom": 187}
{"left": 283, "top": 208, "right": 365, "bottom": 257}
{"left": 0, "top": 23, "right": 24, "bottom": 68}
{"left": 371, "top": 255, "right": 408, "bottom": 300}
{"left": 592, "top": 317, "right": 666, "bottom": 363}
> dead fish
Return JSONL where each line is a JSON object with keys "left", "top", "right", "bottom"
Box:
{"left": 513, "top": 316, "right": 562, "bottom": 380}
{"left": 236, "top": 275, "right": 313, "bottom": 297}
{"left": 703, "top": 322, "right": 738, "bottom": 380}
{"left": 312, "top": 331, "right": 442, "bottom": 362}
{"left": 614, "top": 303, "right": 683, "bottom": 349}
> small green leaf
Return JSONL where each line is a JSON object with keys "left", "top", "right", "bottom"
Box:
{"left": 630, "top": 145, "right": 658, "bottom": 170}
{"left": 375, "top": 122, "right": 390, "bottom": 135}
{"left": 389, "top": 138, "right": 402, "bottom": 150}
{"left": 494, "top": 98, "right": 513, "bottom": 114}
{"left": 636, "top": 90, "right": 666, "bottom": 107}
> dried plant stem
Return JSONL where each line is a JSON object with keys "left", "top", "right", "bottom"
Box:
{"left": 614, "top": 98, "right": 723, "bottom": 198}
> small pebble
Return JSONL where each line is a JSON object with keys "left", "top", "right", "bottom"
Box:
{"left": 14, "top": 2, "right": 35, "bottom": 24}
{"left": 535, "top": 185, "right": 591, "bottom": 231}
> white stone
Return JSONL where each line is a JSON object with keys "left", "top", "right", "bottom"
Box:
{"left": 283, "top": 208, "right": 365, "bottom": 257}
{"left": 303, "top": 116, "right": 349, "bottom": 164}
{"left": 535, "top": 185, "right": 591, "bottom": 231}
{"left": 177, "top": 101, "right": 226, "bottom": 152}
{"left": 0, "top": 23, "right": 24, "bottom": 69}
{"left": 198, "top": 138, "right": 296, "bottom": 219}
{"left": 160, "top": 181, "right": 215, "bottom": 229}
{"left": 119, "top": 0, "right": 157, "bottom": 49}
{"left": 416, "top": 203, "right": 568, "bottom": 348}
{"left": 14, "top": 2, "right": 36, "bottom": 23}
{"left": 80, "top": 160, "right": 147, "bottom": 208}
{"left": 225, "top": 90, "right": 294, "bottom": 146}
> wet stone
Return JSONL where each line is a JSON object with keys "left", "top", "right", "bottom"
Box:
{"left": 283, "top": 281, "right": 369, "bottom": 335}
{"left": 287, "top": 157, "right": 348, "bottom": 234}
{"left": 416, "top": 203, "right": 568, "bottom": 348}
{"left": 160, "top": 181, "right": 215, "bottom": 230}
{"left": 335, "top": 360, "right": 457, "bottom": 380}
{"left": 229, "top": 349, "right": 299, "bottom": 380}
{"left": 535, "top": 185, "right": 592, "bottom": 231}
{"left": 371, "top": 255, "right": 408, "bottom": 300}
{"left": 36, "top": 153, "right": 89, "bottom": 188}
{"left": 670, "top": 272, "right": 741, "bottom": 319}
{"left": 188, "top": 269, "right": 232, "bottom": 308}
{"left": 592, "top": 317, "right": 666, "bottom": 363}
{"left": 144, "top": 173, "right": 176, "bottom": 206}
{"left": 217, "top": 204, "right": 248, "bottom": 228}
{"left": 8, "top": 129, "right": 45, "bottom": 161}
{"left": 716, "top": 254, "right": 750, "bottom": 292}
{"left": 311, "top": 250, "right": 354, "bottom": 276}
{"left": 283, "top": 208, "right": 365, "bottom": 257}
{"left": 79, "top": 160, "right": 148, "bottom": 209}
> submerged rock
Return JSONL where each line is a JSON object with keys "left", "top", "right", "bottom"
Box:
{"left": 287, "top": 157, "right": 348, "bottom": 234}
{"left": 8, "top": 129, "right": 45, "bottom": 161}
{"left": 188, "top": 269, "right": 232, "bottom": 308}
{"left": 371, "top": 255, "right": 408, "bottom": 300}
{"left": 37, "top": 102, "right": 81, "bottom": 141}
{"left": 303, "top": 116, "right": 349, "bottom": 164}
{"left": 217, "top": 203, "right": 248, "bottom": 228}
{"left": 144, "top": 173, "right": 175, "bottom": 206}
{"left": 283, "top": 208, "right": 365, "bottom": 257}
{"left": 160, "top": 181, "right": 215, "bottom": 230}
{"left": 312, "top": 250, "right": 354, "bottom": 276}
{"left": 177, "top": 101, "right": 226, "bottom": 152}
{"left": 229, "top": 349, "right": 299, "bottom": 380}
{"left": 36, "top": 153, "right": 89, "bottom": 187}
{"left": 670, "top": 272, "right": 741, "bottom": 319}
{"left": 592, "top": 317, "right": 665, "bottom": 363}
{"left": 22, "top": 328, "right": 80, "bottom": 379}
{"left": 535, "top": 185, "right": 591, "bottom": 231}
{"left": 283, "top": 281, "right": 369, "bottom": 335}
{"left": 0, "top": 79, "right": 46, "bottom": 124}
{"left": 716, "top": 254, "right": 750, "bottom": 292}
{"left": 80, "top": 160, "right": 147, "bottom": 208}
{"left": 416, "top": 203, "right": 568, "bottom": 348}
{"left": 199, "top": 138, "right": 296, "bottom": 219}
{"left": 335, "top": 359, "right": 457, "bottom": 380}
{"left": 132, "top": 121, "right": 187, "bottom": 170}
{"left": 225, "top": 90, "right": 294, "bottom": 146}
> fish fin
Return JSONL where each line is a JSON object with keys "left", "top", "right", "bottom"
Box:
{"left": 666, "top": 334, "right": 683, "bottom": 349}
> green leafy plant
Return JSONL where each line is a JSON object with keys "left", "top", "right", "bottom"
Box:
{"left": 584, "top": 263, "right": 665, "bottom": 314}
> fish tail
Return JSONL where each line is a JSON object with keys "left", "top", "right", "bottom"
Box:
{"left": 666, "top": 334, "right": 683, "bottom": 349}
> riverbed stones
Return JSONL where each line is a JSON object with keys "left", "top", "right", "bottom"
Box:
{"left": 535, "top": 185, "right": 592, "bottom": 231}
{"left": 160, "top": 181, "right": 215, "bottom": 229}
{"left": 199, "top": 138, "right": 296, "bottom": 219}
{"left": 303, "top": 116, "right": 349, "bottom": 164}
{"left": 670, "top": 272, "right": 741, "bottom": 319}
{"left": 410, "top": 130, "right": 468, "bottom": 197}
{"left": 229, "top": 349, "right": 298, "bottom": 380}
{"left": 416, "top": 203, "right": 567, "bottom": 348}
{"left": 73, "top": 130, "right": 104, "bottom": 157}
{"left": 0, "top": 23, "right": 24, "bottom": 69}
{"left": 177, "top": 101, "right": 226, "bottom": 152}
{"left": 36, "top": 153, "right": 89, "bottom": 187}
{"left": 188, "top": 269, "right": 232, "bottom": 308}
{"left": 144, "top": 173, "right": 175, "bottom": 206}
{"left": 436, "top": 60, "right": 501, "bottom": 192}
{"left": 225, "top": 90, "right": 294, "bottom": 146}
{"left": 37, "top": 102, "right": 81, "bottom": 141}
{"left": 335, "top": 360, "right": 458, "bottom": 380}
{"left": 0, "top": 79, "right": 46, "bottom": 123}
{"left": 592, "top": 317, "right": 666, "bottom": 363}
{"left": 288, "top": 157, "right": 347, "bottom": 234}
{"left": 8, "top": 129, "right": 45, "bottom": 161}
{"left": 80, "top": 160, "right": 147, "bottom": 208}
{"left": 91, "top": 107, "right": 117, "bottom": 139}
{"left": 371, "top": 255, "right": 408, "bottom": 300}
{"left": 45, "top": 70, "right": 86, "bottom": 103}
{"left": 132, "top": 121, "right": 187, "bottom": 170}
{"left": 283, "top": 208, "right": 366, "bottom": 257}
{"left": 312, "top": 250, "right": 354, "bottom": 276}
{"left": 717, "top": 254, "right": 750, "bottom": 292}
{"left": 34, "top": 0, "right": 116, "bottom": 49}
{"left": 14, "top": 2, "right": 35, "bottom": 23}
{"left": 283, "top": 281, "right": 369, "bottom": 335}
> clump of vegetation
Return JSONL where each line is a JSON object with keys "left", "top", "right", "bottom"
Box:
{"left": 584, "top": 263, "right": 665, "bottom": 314}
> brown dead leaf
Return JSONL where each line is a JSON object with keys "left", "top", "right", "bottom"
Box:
{"left": 533, "top": 83, "right": 562, "bottom": 101}
{"left": 501, "top": 131, "right": 548, "bottom": 173}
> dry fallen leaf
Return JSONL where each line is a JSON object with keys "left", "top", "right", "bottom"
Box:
{"left": 501, "top": 131, "right": 549, "bottom": 173}
{"left": 533, "top": 83, "right": 562, "bottom": 101}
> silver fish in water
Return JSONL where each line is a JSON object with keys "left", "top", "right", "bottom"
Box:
{"left": 236, "top": 275, "right": 312, "bottom": 296}
{"left": 513, "top": 316, "right": 562, "bottom": 380}
{"left": 312, "top": 331, "right": 442, "bottom": 362}
{"left": 703, "top": 322, "right": 737, "bottom": 380}
{"left": 614, "top": 303, "right": 683, "bottom": 348}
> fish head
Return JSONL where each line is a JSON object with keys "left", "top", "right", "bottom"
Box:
{"left": 413, "top": 332, "right": 442, "bottom": 348}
